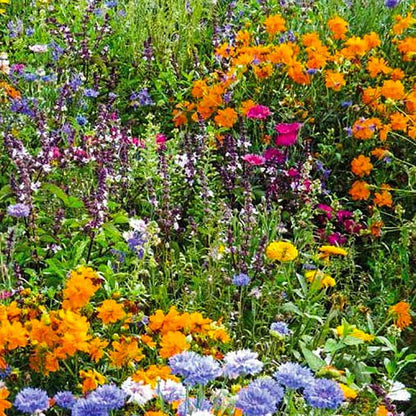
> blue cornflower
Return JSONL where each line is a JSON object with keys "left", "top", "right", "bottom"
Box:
{"left": 341, "top": 100, "right": 353, "bottom": 107}
{"left": 169, "top": 351, "right": 221, "bottom": 386}
{"left": 223, "top": 349, "right": 263, "bottom": 379}
{"left": 84, "top": 88, "right": 99, "bottom": 98}
{"left": 105, "top": 0, "right": 118, "bottom": 6}
{"left": 54, "top": 391, "right": 76, "bottom": 409}
{"left": 274, "top": 362, "right": 314, "bottom": 389}
{"left": 235, "top": 377, "right": 284, "bottom": 416}
{"left": 76, "top": 115, "right": 88, "bottom": 126}
{"left": 385, "top": 0, "right": 399, "bottom": 7}
{"left": 14, "top": 387, "right": 50, "bottom": 414}
{"left": 177, "top": 398, "right": 212, "bottom": 416}
{"left": 307, "top": 68, "right": 318, "bottom": 75}
{"left": 304, "top": 378, "right": 344, "bottom": 409}
{"left": 7, "top": 203, "right": 30, "bottom": 218}
{"left": 232, "top": 273, "right": 250, "bottom": 287}
{"left": 270, "top": 321, "right": 291, "bottom": 336}
{"left": 88, "top": 384, "right": 127, "bottom": 410}
{"left": 130, "top": 88, "right": 154, "bottom": 106}
{"left": 0, "top": 366, "right": 11, "bottom": 379}
{"left": 155, "top": 379, "right": 186, "bottom": 403}
{"left": 71, "top": 398, "right": 108, "bottom": 416}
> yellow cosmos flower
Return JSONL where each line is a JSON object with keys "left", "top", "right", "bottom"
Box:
{"left": 305, "top": 270, "right": 336, "bottom": 288}
{"left": 339, "top": 383, "right": 358, "bottom": 399}
{"left": 265, "top": 241, "right": 298, "bottom": 262}
{"left": 336, "top": 324, "right": 375, "bottom": 342}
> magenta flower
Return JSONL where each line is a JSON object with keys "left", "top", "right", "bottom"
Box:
{"left": 263, "top": 148, "right": 286, "bottom": 163}
{"left": 246, "top": 105, "right": 272, "bottom": 120}
{"left": 317, "top": 204, "right": 332, "bottom": 219}
{"left": 275, "top": 122, "right": 302, "bottom": 146}
{"left": 328, "top": 232, "right": 348, "bottom": 245}
{"left": 243, "top": 154, "right": 266, "bottom": 165}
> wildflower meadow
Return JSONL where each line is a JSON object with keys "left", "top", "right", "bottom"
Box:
{"left": 0, "top": 0, "right": 415, "bottom": 415}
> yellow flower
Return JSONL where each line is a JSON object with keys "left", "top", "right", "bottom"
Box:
{"left": 339, "top": 383, "right": 358, "bottom": 400}
{"left": 319, "top": 245, "right": 348, "bottom": 256}
{"left": 265, "top": 241, "right": 298, "bottom": 262}
{"left": 305, "top": 270, "right": 336, "bottom": 288}
{"left": 336, "top": 324, "right": 375, "bottom": 342}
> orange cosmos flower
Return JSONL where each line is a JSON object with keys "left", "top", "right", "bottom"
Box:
{"left": 379, "top": 124, "right": 391, "bottom": 141}
{"left": 362, "top": 87, "right": 381, "bottom": 106}
{"left": 132, "top": 365, "right": 178, "bottom": 387}
{"left": 327, "top": 16, "right": 348, "bottom": 40}
{"left": 352, "top": 118, "right": 381, "bottom": 140}
{"left": 214, "top": 107, "right": 238, "bottom": 128}
{"left": 159, "top": 331, "right": 190, "bottom": 358}
{"left": 110, "top": 338, "right": 144, "bottom": 367}
{"left": 380, "top": 80, "right": 405, "bottom": 101}
{"left": 366, "top": 57, "right": 392, "bottom": 78}
{"left": 191, "top": 80, "right": 208, "bottom": 99}
{"left": 390, "top": 113, "right": 408, "bottom": 131}
{"left": 397, "top": 36, "right": 416, "bottom": 61}
{"left": 349, "top": 180, "right": 371, "bottom": 200}
{"left": 391, "top": 68, "right": 405, "bottom": 80}
{"left": 88, "top": 337, "right": 109, "bottom": 362}
{"left": 325, "top": 70, "right": 346, "bottom": 91}
{"left": 377, "top": 405, "right": 389, "bottom": 416}
{"left": 62, "top": 267, "right": 100, "bottom": 310}
{"left": 240, "top": 99, "right": 257, "bottom": 116}
{"left": 374, "top": 190, "right": 393, "bottom": 207}
{"left": 144, "top": 412, "right": 168, "bottom": 416}
{"left": 264, "top": 14, "right": 286, "bottom": 35}
{"left": 97, "top": 299, "right": 126, "bottom": 324}
{"left": 392, "top": 13, "right": 416, "bottom": 36}
{"left": 341, "top": 36, "right": 370, "bottom": 58}
{"left": 0, "top": 388, "right": 12, "bottom": 416}
{"left": 140, "top": 334, "right": 156, "bottom": 348}
{"left": 371, "top": 148, "right": 390, "bottom": 160}
{"left": 389, "top": 301, "right": 412, "bottom": 329}
{"left": 351, "top": 155, "right": 373, "bottom": 177}
{"left": 363, "top": 32, "right": 381, "bottom": 49}
{"left": 370, "top": 220, "right": 384, "bottom": 237}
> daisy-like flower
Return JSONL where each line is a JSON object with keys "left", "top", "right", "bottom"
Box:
{"left": 265, "top": 241, "right": 298, "bottom": 262}
{"left": 121, "top": 378, "right": 155, "bottom": 405}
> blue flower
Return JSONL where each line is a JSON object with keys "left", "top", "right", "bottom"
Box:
{"left": 385, "top": 0, "right": 399, "bottom": 7}
{"left": 71, "top": 398, "right": 108, "bottom": 416}
{"left": 232, "top": 273, "right": 250, "bottom": 287}
{"left": 14, "top": 387, "right": 50, "bottom": 414}
{"left": 54, "top": 391, "right": 76, "bottom": 409}
{"left": 270, "top": 321, "right": 291, "bottom": 336}
{"left": 0, "top": 366, "right": 11, "bottom": 379}
{"left": 76, "top": 115, "right": 88, "bottom": 126}
{"left": 235, "top": 377, "right": 284, "bottom": 416}
{"left": 274, "top": 362, "right": 314, "bottom": 389}
{"left": 84, "top": 88, "right": 99, "bottom": 98}
{"left": 130, "top": 88, "right": 154, "bottom": 107}
{"left": 223, "top": 350, "right": 263, "bottom": 379}
{"left": 88, "top": 384, "right": 127, "bottom": 410}
{"left": 169, "top": 351, "right": 221, "bottom": 386}
{"left": 7, "top": 203, "right": 30, "bottom": 218}
{"left": 303, "top": 378, "right": 344, "bottom": 409}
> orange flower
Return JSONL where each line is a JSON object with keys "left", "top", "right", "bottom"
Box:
{"left": 370, "top": 220, "right": 384, "bottom": 237}
{"left": 363, "top": 32, "right": 381, "bottom": 49}
{"left": 148, "top": 307, "right": 186, "bottom": 334}
{"left": 341, "top": 36, "right": 370, "bottom": 58}
{"left": 327, "top": 16, "right": 348, "bottom": 40}
{"left": 390, "top": 113, "right": 408, "bottom": 131}
{"left": 214, "top": 107, "right": 238, "bottom": 128}
{"left": 397, "top": 36, "right": 416, "bottom": 61}
{"left": 349, "top": 180, "right": 371, "bottom": 200}
{"left": 80, "top": 369, "right": 106, "bottom": 393}
{"left": 0, "top": 81, "right": 21, "bottom": 100}
{"left": 216, "top": 43, "right": 235, "bottom": 58}
{"left": 377, "top": 405, "right": 389, "bottom": 416}
{"left": 191, "top": 80, "right": 208, "bottom": 99}
{"left": 62, "top": 267, "right": 100, "bottom": 310}
{"left": 132, "top": 365, "right": 178, "bottom": 387}
{"left": 144, "top": 412, "right": 168, "bottom": 416}
{"left": 362, "top": 87, "right": 381, "bottom": 106}
{"left": 392, "top": 13, "right": 416, "bottom": 36}
{"left": 159, "top": 331, "right": 190, "bottom": 358}
{"left": 351, "top": 155, "right": 373, "bottom": 177}
{"left": 186, "top": 312, "right": 212, "bottom": 334}
{"left": 88, "top": 337, "right": 109, "bottom": 362}
{"left": 379, "top": 124, "right": 391, "bottom": 141}
{"left": 366, "top": 57, "right": 391, "bottom": 78}
{"left": 140, "top": 334, "right": 156, "bottom": 348}
{"left": 264, "top": 14, "right": 286, "bottom": 35}
{"left": 240, "top": 100, "right": 256, "bottom": 116}
{"left": 253, "top": 63, "right": 273, "bottom": 79}
{"left": 110, "top": 338, "right": 144, "bottom": 367}
{"left": 389, "top": 301, "right": 412, "bottom": 329}
{"left": 371, "top": 148, "right": 390, "bottom": 160}
{"left": 391, "top": 68, "right": 405, "bottom": 80}
{"left": 380, "top": 80, "right": 405, "bottom": 101}
{"left": 97, "top": 299, "right": 126, "bottom": 324}
{"left": 325, "top": 71, "right": 345, "bottom": 91}
{"left": 374, "top": 190, "right": 393, "bottom": 207}
{"left": 0, "top": 388, "right": 12, "bottom": 416}
{"left": 287, "top": 61, "right": 311, "bottom": 85}
{"left": 236, "top": 30, "right": 251, "bottom": 47}
{"left": 352, "top": 118, "right": 380, "bottom": 140}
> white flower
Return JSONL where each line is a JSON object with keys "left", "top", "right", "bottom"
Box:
{"left": 191, "top": 412, "right": 214, "bottom": 416}
{"left": 29, "top": 44, "right": 48, "bottom": 53}
{"left": 387, "top": 381, "right": 411, "bottom": 401}
{"left": 129, "top": 218, "right": 147, "bottom": 232}
{"left": 121, "top": 377, "right": 154, "bottom": 405}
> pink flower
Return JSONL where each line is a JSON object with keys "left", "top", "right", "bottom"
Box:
{"left": 51, "top": 147, "right": 61, "bottom": 159}
{"left": 317, "top": 204, "right": 332, "bottom": 219}
{"left": 243, "top": 154, "right": 266, "bottom": 165}
{"left": 287, "top": 168, "right": 299, "bottom": 177}
{"left": 156, "top": 133, "right": 167, "bottom": 145}
{"left": 246, "top": 105, "right": 272, "bottom": 120}
{"left": 263, "top": 148, "right": 286, "bottom": 163}
{"left": 328, "top": 232, "right": 347, "bottom": 245}
{"left": 275, "top": 122, "right": 302, "bottom": 146}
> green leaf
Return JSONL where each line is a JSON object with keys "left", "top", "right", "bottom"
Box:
{"left": 300, "top": 344, "right": 327, "bottom": 371}
{"left": 43, "top": 183, "right": 69, "bottom": 205}
{"left": 343, "top": 336, "right": 364, "bottom": 346}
